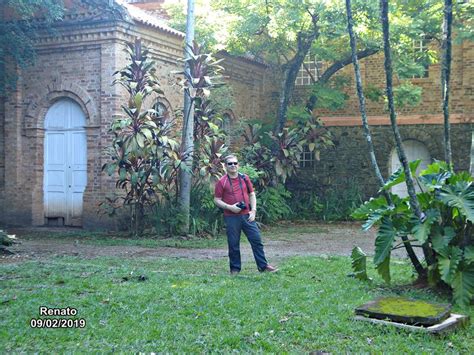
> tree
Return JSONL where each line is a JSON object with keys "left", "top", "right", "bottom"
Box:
{"left": 345, "top": 0, "right": 424, "bottom": 277}
{"left": 179, "top": 0, "right": 196, "bottom": 234}
{"left": 441, "top": 0, "right": 453, "bottom": 167}
{"left": 212, "top": 0, "right": 382, "bottom": 133}
{"left": 0, "top": 0, "right": 64, "bottom": 95}
{"left": 167, "top": 0, "right": 471, "bottom": 135}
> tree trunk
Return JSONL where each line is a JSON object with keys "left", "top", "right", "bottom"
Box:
{"left": 380, "top": 0, "right": 422, "bottom": 219}
{"left": 275, "top": 31, "right": 318, "bottom": 134}
{"left": 441, "top": 0, "right": 453, "bottom": 167}
{"left": 178, "top": 0, "right": 195, "bottom": 234}
{"left": 345, "top": 0, "right": 424, "bottom": 277}
{"left": 380, "top": 0, "right": 433, "bottom": 267}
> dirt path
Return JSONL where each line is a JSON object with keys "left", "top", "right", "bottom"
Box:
{"left": 1, "top": 223, "right": 415, "bottom": 264}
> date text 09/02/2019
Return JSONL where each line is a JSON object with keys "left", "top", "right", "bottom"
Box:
{"left": 30, "top": 306, "right": 86, "bottom": 328}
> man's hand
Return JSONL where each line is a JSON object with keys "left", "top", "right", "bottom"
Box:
{"left": 248, "top": 210, "right": 256, "bottom": 222}
{"left": 228, "top": 203, "right": 242, "bottom": 214}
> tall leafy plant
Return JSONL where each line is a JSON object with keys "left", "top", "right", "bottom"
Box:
{"left": 102, "top": 39, "right": 181, "bottom": 236}
{"left": 178, "top": 40, "right": 225, "bottom": 233}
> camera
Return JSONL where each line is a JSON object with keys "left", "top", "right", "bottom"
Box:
{"left": 236, "top": 201, "right": 246, "bottom": 209}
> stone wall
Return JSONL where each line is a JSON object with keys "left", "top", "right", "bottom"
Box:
{"left": 288, "top": 123, "right": 473, "bottom": 201}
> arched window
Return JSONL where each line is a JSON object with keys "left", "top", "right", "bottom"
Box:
{"left": 390, "top": 140, "right": 431, "bottom": 197}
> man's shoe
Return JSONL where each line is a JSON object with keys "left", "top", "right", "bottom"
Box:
{"left": 261, "top": 265, "right": 278, "bottom": 273}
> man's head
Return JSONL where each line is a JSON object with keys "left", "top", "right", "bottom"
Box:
{"left": 224, "top": 154, "right": 239, "bottom": 174}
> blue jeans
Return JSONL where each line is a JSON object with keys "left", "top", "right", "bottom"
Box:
{"left": 224, "top": 214, "right": 268, "bottom": 272}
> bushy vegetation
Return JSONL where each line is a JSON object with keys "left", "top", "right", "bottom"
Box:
{"left": 102, "top": 40, "right": 229, "bottom": 237}
{"left": 352, "top": 161, "right": 474, "bottom": 307}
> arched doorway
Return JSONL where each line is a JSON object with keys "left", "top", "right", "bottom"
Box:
{"left": 390, "top": 140, "right": 430, "bottom": 197}
{"left": 43, "top": 99, "right": 87, "bottom": 226}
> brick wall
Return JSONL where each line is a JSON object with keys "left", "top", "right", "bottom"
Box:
{"left": 288, "top": 123, "right": 473, "bottom": 201}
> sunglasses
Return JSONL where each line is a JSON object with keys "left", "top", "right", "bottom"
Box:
{"left": 226, "top": 162, "right": 238, "bottom": 166}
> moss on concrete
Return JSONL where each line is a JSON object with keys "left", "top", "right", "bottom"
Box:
{"left": 367, "top": 297, "right": 448, "bottom": 317}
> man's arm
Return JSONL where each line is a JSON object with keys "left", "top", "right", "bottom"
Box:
{"left": 214, "top": 197, "right": 242, "bottom": 214}
{"left": 214, "top": 197, "right": 229, "bottom": 210}
{"left": 248, "top": 192, "right": 257, "bottom": 222}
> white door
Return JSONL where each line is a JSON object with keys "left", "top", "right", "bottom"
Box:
{"left": 44, "top": 99, "right": 87, "bottom": 226}
{"left": 390, "top": 140, "right": 430, "bottom": 197}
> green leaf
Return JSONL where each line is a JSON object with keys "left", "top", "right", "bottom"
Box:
{"left": 374, "top": 217, "right": 396, "bottom": 266}
{"left": 376, "top": 254, "right": 391, "bottom": 284}
{"left": 351, "top": 195, "right": 388, "bottom": 220}
{"left": 438, "top": 246, "right": 463, "bottom": 283}
{"left": 418, "top": 171, "right": 452, "bottom": 190}
{"left": 438, "top": 181, "right": 474, "bottom": 222}
{"left": 451, "top": 264, "right": 474, "bottom": 308}
{"left": 411, "top": 208, "right": 440, "bottom": 243}
{"left": 362, "top": 212, "right": 385, "bottom": 231}
{"left": 351, "top": 247, "right": 369, "bottom": 281}
{"left": 464, "top": 246, "right": 474, "bottom": 264}
{"left": 431, "top": 226, "right": 456, "bottom": 253}
{"left": 381, "top": 160, "right": 421, "bottom": 191}
{"left": 106, "top": 163, "right": 116, "bottom": 176}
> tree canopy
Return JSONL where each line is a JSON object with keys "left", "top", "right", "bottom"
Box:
{"left": 0, "top": 0, "right": 64, "bottom": 95}
{"left": 166, "top": 0, "right": 473, "bottom": 131}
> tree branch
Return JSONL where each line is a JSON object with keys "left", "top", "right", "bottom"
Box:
{"left": 319, "top": 48, "right": 379, "bottom": 83}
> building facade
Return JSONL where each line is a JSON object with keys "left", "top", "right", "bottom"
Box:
{"left": 0, "top": 0, "right": 472, "bottom": 228}
{"left": 0, "top": 0, "right": 276, "bottom": 228}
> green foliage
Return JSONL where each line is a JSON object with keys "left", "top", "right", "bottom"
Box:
{"left": 287, "top": 191, "right": 323, "bottom": 220}
{"left": 102, "top": 39, "right": 182, "bottom": 236}
{"left": 189, "top": 184, "right": 225, "bottom": 237}
{"left": 257, "top": 185, "right": 292, "bottom": 224}
{"left": 308, "top": 78, "right": 350, "bottom": 111}
{"left": 352, "top": 161, "right": 474, "bottom": 307}
{"left": 239, "top": 118, "right": 333, "bottom": 187}
{"left": 393, "top": 82, "right": 423, "bottom": 108}
{"left": 351, "top": 246, "right": 369, "bottom": 281}
{"left": 363, "top": 84, "right": 384, "bottom": 103}
{"left": 318, "top": 182, "right": 363, "bottom": 221}
{"left": 0, "top": 0, "right": 64, "bottom": 94}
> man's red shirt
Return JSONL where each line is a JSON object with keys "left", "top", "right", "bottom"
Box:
{"left": 214, "top": 174, "right": 254, "bottom": 216}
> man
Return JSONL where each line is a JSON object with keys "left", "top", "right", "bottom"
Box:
{"left": 214, "top": 154, "right": 278, "bottom": 274}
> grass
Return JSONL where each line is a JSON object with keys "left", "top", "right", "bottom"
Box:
{"left": 1, "top": 255, "right": 472, "bottom": 353}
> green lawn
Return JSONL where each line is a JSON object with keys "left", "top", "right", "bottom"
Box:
{"left": 1, "top": 255, "right": 472, "bottom": 352}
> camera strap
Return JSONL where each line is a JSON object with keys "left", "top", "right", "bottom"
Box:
{"left": 226, "top": 174, "right": 246, "bottom": 201}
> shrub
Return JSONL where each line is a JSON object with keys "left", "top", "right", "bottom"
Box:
{"left": 257, "top": 185, "right": 292, "bottom": 224}
{"left": 352, "top": 161, "right": 474, "bottom": 307}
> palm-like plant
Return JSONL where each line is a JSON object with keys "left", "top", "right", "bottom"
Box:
{"left": 102, "top": 39, "right": 181, "bottom": 236}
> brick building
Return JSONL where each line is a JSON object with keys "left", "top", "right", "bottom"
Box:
{"left": 291, "top": 44, "right": 473, "bottom": 200}
{"left": 0, "top": 0, "right": 276, "bottom": 228}
{"left": 0, "top": 0, "right": 472, "bottom": 228}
